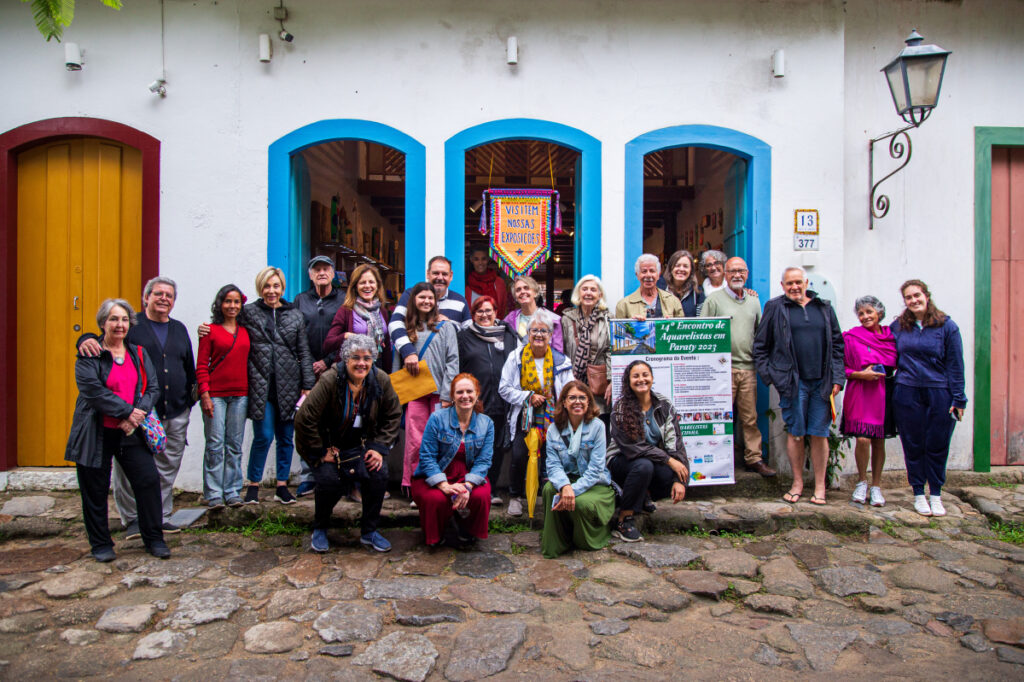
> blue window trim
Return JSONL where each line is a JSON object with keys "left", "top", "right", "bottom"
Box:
{"left": 268, "top": 120, "right": 427, "bottom": 292}
{"left": 625, "top": 124, "right": 772, "bottom": 457}
{"left": 624, "top": 125, "right": 771, "bottom": 299}
{"left": 444, "top": 119, "right": 602, "bottom": 291}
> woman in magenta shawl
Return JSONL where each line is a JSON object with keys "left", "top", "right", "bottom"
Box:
{"left": 842, "top": 295, "right": 898, "bottom": 507}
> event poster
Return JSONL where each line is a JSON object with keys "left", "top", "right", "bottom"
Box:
{"left": 610, "top": 317, "right": 735, "bottom": 486}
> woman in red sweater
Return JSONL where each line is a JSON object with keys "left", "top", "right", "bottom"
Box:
{"left": 197, "top": 285, "right": 251, "bottom": 508}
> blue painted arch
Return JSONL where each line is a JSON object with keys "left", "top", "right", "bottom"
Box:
{"left": 624, "top": 125, "right": 771, "bottom": 300}
{"left": 625, "top": 125, "right": 772, "bottom": 458}
{"left": 268, "top": 120, "right": 426, "bottom": 294}
{"left": 445, "top": 119, "right": 602, "bottom": 291}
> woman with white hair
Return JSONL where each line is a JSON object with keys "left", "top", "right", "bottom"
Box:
{"left": 842, "top": 295, "right": 897, "bottom": 507}
{"left": 503, "top": 274, "right": 564, "bottom": 352}
{"left": 614, "top": 254, "right": 684, "bottom": 320}
{"left": 498, "top": 313, "right": 574, "bottom": 516}
{"left": 561, "top": 275, "right": 613, "bottom": 411}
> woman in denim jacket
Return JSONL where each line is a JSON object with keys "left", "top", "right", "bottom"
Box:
{"left": 541, "top": 381, "right": 616, "bottom": 558}
{"left": 412, "top": 374, "right": 494, "bottom": 548}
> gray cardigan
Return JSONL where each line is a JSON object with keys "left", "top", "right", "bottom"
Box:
{"left": 412, "top": 320, "right": 460, "bottom": 402}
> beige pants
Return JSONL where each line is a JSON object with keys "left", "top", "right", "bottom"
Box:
{"left": 732, "top": 369, "right": 763, "bottom": 466}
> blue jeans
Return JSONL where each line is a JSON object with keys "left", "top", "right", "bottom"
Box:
{"left": 203, "top": 396, "right": 248, "bottom": 502}
{"left": 247, "top": 400, "right": 295, "bottom": 484}
{"left": 779, "top": 378, "right": 831, "bottom": 438}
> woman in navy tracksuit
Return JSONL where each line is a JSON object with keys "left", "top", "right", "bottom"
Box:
{"left": 890, "top": 279, "right": 966, "bottom": 518}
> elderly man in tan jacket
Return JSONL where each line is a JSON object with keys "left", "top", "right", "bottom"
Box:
{"left": 614, "top": 254, "right": 685, "bottom": 320}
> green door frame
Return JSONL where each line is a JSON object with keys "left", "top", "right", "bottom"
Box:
{"left": 973, "top": 126, "right": 1024, "bottom": 471}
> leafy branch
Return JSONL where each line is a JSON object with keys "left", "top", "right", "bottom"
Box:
{"left": 22, "top": 0, "right": 123, "bottom": 43}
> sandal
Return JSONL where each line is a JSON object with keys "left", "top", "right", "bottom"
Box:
{"left": 809, "top": 495, "right": 827, "bottom": 506}
{"left": 782, "top": 492, "right": 801, "bottom": 504}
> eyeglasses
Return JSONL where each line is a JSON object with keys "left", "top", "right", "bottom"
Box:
{"left": 528, "top": 329, "right": 551, "bottom": 336}
{"left": 475, "top": 309, "right": 495, "bottom": 315}
{"left": 725, "top": 268, "right": 748, "bottom": 275}
{"left": 704, "top": 263, "right": 724, "bottom": 271}
{"left": 565, "top": 395, "right": 589, "bottom": 403}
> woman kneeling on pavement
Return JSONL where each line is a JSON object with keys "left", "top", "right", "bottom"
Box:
{"left": 413, "top": 374, "right": 494, "bottom": 548}
{"left": 294, "top": 334, "right": 402, "bottom": 553}
{"left": 66, "top": 299, "right": 168, "bottom": 562}
{"left": 541, "top": 381, "right": 615, "bottom": 558}
{"left": 607, "top": 360, "right": 689, "bottom": 543}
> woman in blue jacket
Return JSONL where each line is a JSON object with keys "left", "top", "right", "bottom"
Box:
{"left": 890, "top": 280, "right": 966, "bottom": 518}
{"left": 412, "top": 373, "right": 493, "bottom": 548}
{"left": 541, "top": 381, "right": 616, "bottom": 558}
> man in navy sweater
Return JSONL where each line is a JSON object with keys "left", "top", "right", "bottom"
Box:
{"left": 78, "top": 276, "right": 196, "bottom": 538}
{"left": 388, "top": 256, "right": 471, "bottom": 374}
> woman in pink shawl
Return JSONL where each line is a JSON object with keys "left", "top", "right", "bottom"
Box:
{"left": 842, "top": 295, "right": 898, "bottom": 507}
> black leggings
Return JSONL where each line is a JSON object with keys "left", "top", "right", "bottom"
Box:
{"left": 608, "top": 456, "right": 678, "bottom": 513}
{"left": 312, "top": 456, "right": 388, "bottom": 535}
{"left": 76, "top": 428, "right": 164, "bottom": 551}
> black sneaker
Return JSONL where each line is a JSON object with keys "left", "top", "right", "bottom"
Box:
{"left": 612, "top": 516, "right": 643, "bottom": 543}
{"left": 244, "top": 485, "right": 260, "bottom": 505}
{"left": 92, "top": 547, "right": 117, "bottom": 563}
{"left": 146, "top": 541, "right": 171, "bottom": 560}
{"left": 274, "top": 486, "right": 296, "bottom": 505}
{"left": 642, "top": 496, "right": 657, "bottom": 514}
{"left": 122, "top": 521, "right": 141, "bottom": 541}
{"left": 162, "top": 522, "right": 181, "bottom": 534}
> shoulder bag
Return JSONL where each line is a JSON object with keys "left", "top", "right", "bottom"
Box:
{"left": 135, "top": 346, "right": 167, "bottom": 455}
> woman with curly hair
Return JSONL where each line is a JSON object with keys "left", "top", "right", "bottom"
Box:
{"left": 607, "top": 360, "right": 689, "bottom": 542}
{"left": 397, "top": 282, "right": 460, "bottom": 497}
{"left": 890, "top": 279, "right": 966, "bottom": 518}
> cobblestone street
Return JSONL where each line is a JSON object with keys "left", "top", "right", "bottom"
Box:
{"left": 2, "top": 473, "right": 1024, "bottom": 681}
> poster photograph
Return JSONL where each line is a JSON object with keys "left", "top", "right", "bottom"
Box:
{"left": 610, "top": 317, "right": 735, "bottom": 486}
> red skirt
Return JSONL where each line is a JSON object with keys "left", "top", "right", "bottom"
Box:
{"left": 410, "top": 445, "right": 491, "bottom": 546}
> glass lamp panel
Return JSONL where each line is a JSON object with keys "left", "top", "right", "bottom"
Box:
{"left": 906, "top": 56, "right": 947, "bottom": 107}
{"left": 885, "top": 62, "right": 909, "bottom": 114}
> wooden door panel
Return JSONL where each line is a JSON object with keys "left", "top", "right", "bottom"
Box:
{"left": 16, "top": 138, "right": 142, "bottom": 466}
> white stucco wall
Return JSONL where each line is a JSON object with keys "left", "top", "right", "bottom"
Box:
{"left": 2, "top": 0, "right": 1022, "bottom": 489}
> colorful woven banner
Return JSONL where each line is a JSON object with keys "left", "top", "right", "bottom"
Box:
{"left": 477, "top": 189, "right": 561, "bottom": 278}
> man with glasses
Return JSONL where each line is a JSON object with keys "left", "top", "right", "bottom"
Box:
{"left": 615, "top": 253, "right": 685, "bottom": 320}
{"left": 701, "top": 250, "right": 728, "bottom": 295}
{"left": 701, "top": 257, "right": 775, "bottom": 477}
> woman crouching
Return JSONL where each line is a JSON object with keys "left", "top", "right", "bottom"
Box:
{"left": 541, "top": 381, "right": 615, "bottom": 558}
{"left": 413, "top": 374, "right": 493, "bottom": 548}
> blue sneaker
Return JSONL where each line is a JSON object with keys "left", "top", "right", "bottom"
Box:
{"left": 296, "top": 481, "right": 316, "bottom": 498}
{"left": 310, "top": 529, "right": 329, "bottom": 553}
{"left": 359, "top": 531, "right": 392, "bottom": 553}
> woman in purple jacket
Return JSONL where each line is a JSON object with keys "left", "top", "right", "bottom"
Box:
{"left": 890, "top": 280, "right": 966, "bottom": 518}
{"left": 323, "top": 264, "right": 392, "bottom": 372}
{"left": 841, "top": 295, "right": 897, "bottom": 508}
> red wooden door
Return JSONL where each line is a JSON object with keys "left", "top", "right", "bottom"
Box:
{"left": 991, "top": 147, "right": 1024, "bottom": 465}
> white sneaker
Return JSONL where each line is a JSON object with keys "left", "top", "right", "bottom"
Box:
{"left": 490, "top": 495, "right": 503, "bottom": 506}
{"left": 913, "top": 495, "right": 932, "bottom": 516}
{"left": 851, "top": 481, "right": 868, "bottom": 504}
{"left": 869, "top": 486, "right": 885, "bottom": 507}
{"left": 929, "top": 495, "right": 946, "bottom": 517}
{"left": 507, "top": 497, "right": 523, "bottom": 517}
{"left": 409, "top": 500, "right": 417, "bottom": 509}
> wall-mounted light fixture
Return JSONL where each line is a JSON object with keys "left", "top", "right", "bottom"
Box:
{"left": 275, "top": 1, "right": 294, "bottom": 42}
{"left": 148, "top": 79, "right": 167, "bottom": 97}
{"left": 868, "top": 29, "right": 951, "bottom": 229}
{"left": 259, "top": 33, "right": 273, "bottom": 62}
{"left": 65, "top": 42, "right": 83, "bottom": 71}
{"left": 507, "top": 36, "right": 518, "bottom": 65}
{"left": 771, "top": 49, "right": 785, "bottom": 78}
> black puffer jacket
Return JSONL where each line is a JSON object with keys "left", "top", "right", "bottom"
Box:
{"left": 457, "top": 321, "right": 517, "bottom": 418}
{"left": 240, "top": 299, "right": 315, "bottom": 421}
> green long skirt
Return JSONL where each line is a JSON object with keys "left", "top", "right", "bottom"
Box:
{"left": 540, "top": 481, "right": 616, "bottom": 559}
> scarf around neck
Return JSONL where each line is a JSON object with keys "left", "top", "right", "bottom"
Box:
{"left": 470, "top": 321, "right": 505, "bottom": 350}
{"left": 571, "top": 307, "right": 601, "bottom": 382}
{"left": 520, "top": 343, "right": 555, "bottom": 433}
{"left": 353, "top": 299, "right": 385, "bottom": 349}
{"left": 846, "top": 325, "right": 897, "bottom": 365}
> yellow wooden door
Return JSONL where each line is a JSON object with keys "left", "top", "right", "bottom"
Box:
{"left": 17, "top": 138, "right": 142, "bottom": 466}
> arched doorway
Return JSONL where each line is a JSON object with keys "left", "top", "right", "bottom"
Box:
{"left": 0, "top": 118, "right": 160, "bottom": 470}
{"left": 445, "top": 119, "right": 602, "bottom": 292}
{"left": 268, "top": 121, "right": 426, "bottom": 295}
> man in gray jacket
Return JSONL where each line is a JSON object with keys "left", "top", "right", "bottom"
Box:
{"left": 753, "top": 267, "right": 844, "bottom": 506}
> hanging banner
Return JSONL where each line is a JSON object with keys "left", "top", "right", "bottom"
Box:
{"left": 477, "top": 189, "right": 561, "bottom": 278}
{"left": 610, "top": 317, "right": 735, "bottom": 486}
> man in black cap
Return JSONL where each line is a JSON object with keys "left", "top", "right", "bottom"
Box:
{"left": 293, "top": 255, "right": 345, "bottom": 496}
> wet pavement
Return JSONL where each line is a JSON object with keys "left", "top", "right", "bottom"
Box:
{"left": 1, "top": 475, "right": 1024, "bottom": 681}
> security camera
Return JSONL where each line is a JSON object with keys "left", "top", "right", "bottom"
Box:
{"left": 148, "top": 79, "right": 167, "bottom": 97}
{"left": 65, "top": 42, "right": 83, "bottom": 71}
{"left": 279, "top": 29, "right": 294, "bottom": 42}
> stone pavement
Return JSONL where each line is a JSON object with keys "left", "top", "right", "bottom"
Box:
{"left": 2, "top": 475, "right": 1024, "bottom": 681}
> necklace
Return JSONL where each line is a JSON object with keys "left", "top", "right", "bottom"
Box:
{"left": 105, "top": 344, "right": 125, "bottom": 365}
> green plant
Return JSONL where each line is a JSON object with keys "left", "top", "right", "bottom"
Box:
{"left": 991, "top": 521, "right": 1024, "bottom": 545}
{"left": 722, "top": 585, "right": 744, "bottom": 604}
{"left": 241, "top": 513, "right": 307, "bottom": 537}
{"left": 21, "top": 0, "right": 123, "bottom": 42}
{"left": 880, "top": 520, "right": 899, "bottom": 538}
{"left": 509, "top": 542, "right": 526, "bottom": 555}
{"left": 489, "top": 518, "right": 531, "bottom": 535}
{"left": 980, "top": 478, "right": 1017, "bottom": 490}
{"left": 677, "top": 526, "right": 711, "bottom": 538}
{"left": 825, "top": 424, "right": 852, "bottom": 489}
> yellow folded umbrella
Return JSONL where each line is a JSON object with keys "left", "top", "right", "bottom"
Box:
{"left": 524, "top": 427, "right": 540, "bottom": 519}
